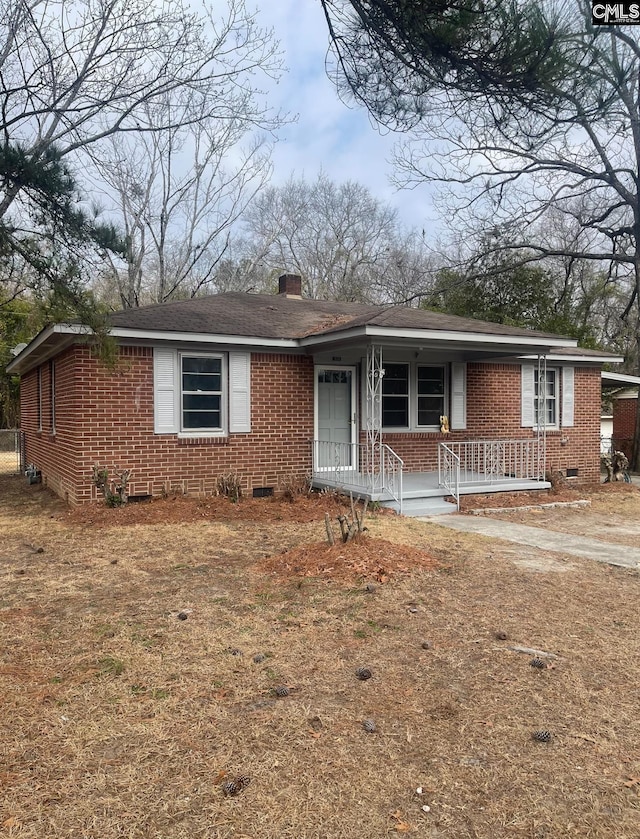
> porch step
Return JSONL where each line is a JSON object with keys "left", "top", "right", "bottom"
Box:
{"left": 381, "top": 496, "right": 458, "bottom": 517}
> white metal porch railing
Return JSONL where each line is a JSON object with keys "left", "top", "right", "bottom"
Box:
{"left": 438, "top": 439, "right": 545, "bottom": 487}
{"left": 312, "top": 440, "right": 404, "bottom": 513}
{"left": 437, "top": 443, "right": 460, "bottom": 510}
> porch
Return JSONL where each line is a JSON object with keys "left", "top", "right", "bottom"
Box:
{"left": 310, "top": 438, "right": 551, "bottom": 516}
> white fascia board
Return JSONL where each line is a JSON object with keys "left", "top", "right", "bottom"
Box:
{"left": 6, "top": 323, "right": 89, "bottom": 373}
{"left": 300, "top": 324, "right": 578, "bottom": 350}
{"left": 602, "top": 370, "right": 640, "bottom": 385}
{"left": 7, "top": 323, "right": 300, "bottom": 375}
{"left": 521, "top": 352, "right": 624, "bottom": 363}
{"left": 110, "top": 327, "right": 299, "bottom": 348}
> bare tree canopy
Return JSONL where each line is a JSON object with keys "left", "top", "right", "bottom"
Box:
{"left": 0, "top": 0, "right": 284, "bottom": 311}
{"left": 239, "top": 172, "right": 435, "bottom": 302}
{"left": 321, "top": 0, "right": 640, "bottom": 466}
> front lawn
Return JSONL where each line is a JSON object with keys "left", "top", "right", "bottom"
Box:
{"left": 1, "top": 476, "right": 639, "bottom": 838}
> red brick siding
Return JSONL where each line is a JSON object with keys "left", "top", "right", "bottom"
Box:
{"left": 612, "top": 397, "right": 637, "bottom": 461}
{"left": 367, "top": 363, "right": 601, "bottom": 484}
{"left": 21, "top": 346, "right": 314, "bottom": 505}
{"left": 21, "top": 351, "right": 602, "bottom": 504}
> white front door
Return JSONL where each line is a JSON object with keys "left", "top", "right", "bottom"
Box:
{"left": 315, "top": 366, "right": 357, "bottom": 470}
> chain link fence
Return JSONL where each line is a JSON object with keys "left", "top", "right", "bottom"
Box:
{"left": 0, "top": 429, "right": 23, "bottom": 474}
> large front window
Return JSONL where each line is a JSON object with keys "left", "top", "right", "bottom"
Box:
{"left": 181, "top": 355, "right": 223, "bottom": 431}
{"left": 380, "top": 362, "right": 446, "bottom": 429}
{"left": 534, "top": 369, "right": 557, "bottom": 427}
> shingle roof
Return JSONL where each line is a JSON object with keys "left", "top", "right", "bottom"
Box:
{"left": 109, "top": 292, "right": 570, "bottom": 342}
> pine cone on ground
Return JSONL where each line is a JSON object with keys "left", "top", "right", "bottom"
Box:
{"left": 222, "top": 780, "right": 241, "bottom": 797}
{"left": 355, "top": 667, "right": 372, "bottom": 681}
{"left": 362, "top": 718, "right": 377, "bottom": 733}
{"left": 532, "top": 729, "right": 553, "bottom": 743}
{"left": 274, "top": 685, "right": 290, "bottom": 697}
{"left": 222, "top": 774, "right": 251, "bottom": 796}
{"left": 530, "top": 657, "right": 546, "bottom": 669}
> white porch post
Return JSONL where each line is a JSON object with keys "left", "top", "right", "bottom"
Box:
{"left": 366, "top": 345, "right": 383, "bottom": 490}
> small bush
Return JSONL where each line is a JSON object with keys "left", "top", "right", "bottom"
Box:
{"left": 216, "top": 471, "right": 243, "bottom": 502}
{"left": 280, "top": 473, "right": 312, "bottom": 501}
{"left": 92, "top": 465, "right": 131, "bottom": 506}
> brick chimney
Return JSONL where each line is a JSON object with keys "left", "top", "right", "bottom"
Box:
{"left": 278, "top": 273, "right": 302, "bottom": 298}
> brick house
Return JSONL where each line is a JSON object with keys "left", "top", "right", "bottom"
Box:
{"left": 7, "top": 275, "right": 621, "bottom": 513}
{"left": 603, "top": 372, "right": 640, "bottom": 461}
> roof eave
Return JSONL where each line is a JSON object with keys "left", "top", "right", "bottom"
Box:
{"left": 6, "top": 324, "right": 302, "bottom": 375}
{"left": 6, "top": 323, "right": 90, "bottom": 375}
{"left": 110, "top": 327, "right": 299, "bottom": 348}
{"left": 521, "top": 352, "right": 625, "bottom": 364}
{"left": 300, "top": 324, "right": 579, "bottom": 351}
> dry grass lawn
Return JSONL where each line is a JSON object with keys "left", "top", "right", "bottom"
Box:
{"left": 2, "top": 475, "right": 640, "bottom": 839}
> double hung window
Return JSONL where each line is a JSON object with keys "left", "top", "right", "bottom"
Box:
{"left": 534, "top": 369, "right": 557, "bottom": 427}
{"left": 181, "top": 355, "right": 223, "bottom": 432}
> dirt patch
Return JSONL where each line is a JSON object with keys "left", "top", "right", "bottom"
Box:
{"left": 2, "top": 474, "right": 640, "bottom": 839}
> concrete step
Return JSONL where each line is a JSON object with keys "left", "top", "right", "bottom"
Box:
{"left": 381, "top": 496, "right": 458, "bottom": 517}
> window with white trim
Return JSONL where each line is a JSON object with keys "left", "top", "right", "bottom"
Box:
{"left": 417, "top": 365, "right": 445, "bottom": 427}
{"left": 378, "top": 362, "right": 449, "bottom": 430}
{"left": 181, "top": 354, "right": 223, "bottom": 432}
{"left": 534, "top": 368, "right": 557, "bottom": 427}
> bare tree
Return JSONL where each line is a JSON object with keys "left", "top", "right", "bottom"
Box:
{"left": 97, "top": 106, "right": 274, "bottom": 306}
{"left": 240, "top": 173, "right": 432, "bottom": 302}
{"left": 0, "top": 0, "right": 284, "bottom": 305}
{"left": 322, "top": 0, "right": 640, "bottom": 466}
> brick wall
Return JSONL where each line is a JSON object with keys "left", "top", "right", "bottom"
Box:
{"left": 375, "top": 363, "right": 602, "bottom": 484}
{"left": 21, "top": 350, "right": 603, "bottom": 504}
{"left": 21, "top": 346, "right": 314, "bottom": 504}
{"left": 612, "top": 396, "right": 637, "bottom": 461}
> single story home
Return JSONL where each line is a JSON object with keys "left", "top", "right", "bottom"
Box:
{"left": 7, "top": 274, "right": 622, "bottom": 514}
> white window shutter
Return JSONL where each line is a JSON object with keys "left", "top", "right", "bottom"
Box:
{"left": 450, "top": 362, "right": 467, "bottom": 429}
{"left": 562, "top": 366, "right": 574, "bottom": 427}
{"left": 154, "top": 348, "right": 178, "bottom": 433}
{"left": 229, "top": 352, "right": 251, "bottom": 433}
{"left": 521, "top": 364, "right": 535, "bottom": 427}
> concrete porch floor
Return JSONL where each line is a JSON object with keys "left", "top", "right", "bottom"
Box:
{"left": 311, "top": 470, "right": 552, "bottom": 515}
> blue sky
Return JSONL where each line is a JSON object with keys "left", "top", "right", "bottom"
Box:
{"left": 256, "top": 0, "right": 439, "bottom": 233}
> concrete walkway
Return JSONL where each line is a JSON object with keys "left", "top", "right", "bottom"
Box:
{"left": 420, "top": 515, "right": 640, "bottom": 569}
